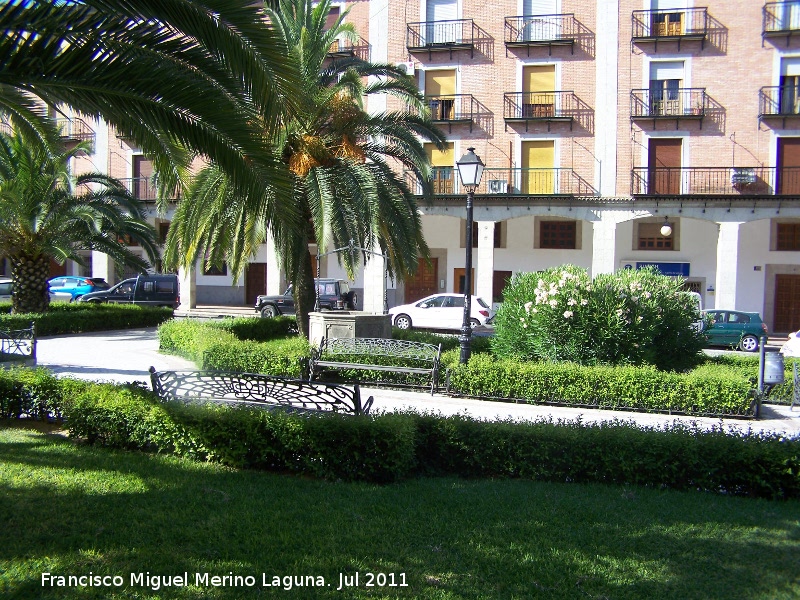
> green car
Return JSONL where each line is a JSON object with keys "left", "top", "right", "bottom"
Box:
{"left": 702, "top": 310, "right": 768, "bottom": 352}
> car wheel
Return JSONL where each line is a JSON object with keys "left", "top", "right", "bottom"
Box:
{"left": 739, "top": 334, "right": 759, "bottom": 352}
{"left": 261, "top": 305, "right": 278, "bottom": 318}
{"left": 72, "top": 295, "right": 81, "bottom": 302}
{"left": 469, "top": 318, "right": 480, "bottom": 329}
{"left": 348, "top": 293, "right": 358, "bottom": 310}
{"left": 394, "top": 314, "right": 412, "bottom": 330}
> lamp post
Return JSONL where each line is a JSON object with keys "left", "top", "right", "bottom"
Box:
{"left": 455, "top": 147, "right": 485, "bottom": 365}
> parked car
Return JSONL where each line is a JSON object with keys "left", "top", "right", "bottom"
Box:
{"left": 255, "top": 278, "right": 357, "bottom": 318}
{"left": 702, "top": 309, "right": 768, "bottom": 352}
{"left": 389, "top": 293, "right": 494, "bottom": 331}
{"left": 48, "top": 275, "right": 110, "bottom": 301}
{"left": 78, "top": 274, "right": 180, "bottom": 308}
{"left": 0, "top": 276, "right": 73, "bottom": 303}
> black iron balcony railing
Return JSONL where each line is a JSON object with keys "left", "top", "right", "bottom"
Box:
{"left": 407, "top": 19, "right": 478, "bottom": 56}
{"left": 504, "top": 13, "right": 579, "bottom": 54}
{"left": 632, "top": 8, "right": 708, "bottom": 48}
{"left": 327, "top": 35, "right": 370, "bottom": 61}
{"left": 405, "top": 167, "right": 595, "bottom": 197}
{"left": 764, "top": 2, "right": 800, "bottom": 38}
{"left": 503, "top": 91, "right": 582, "bottom": 123}
{"left": 55, "top": 117, "right": 95, "bottom": 143}
{"left": 631, "top": 167, "right": 800, "bottom": 196}
{"left": 119, "top": 177, "right": 181, "bottom": 202}
{"left": 425, "top": 94, "right": 478, "bottom": 128}
{"left": 630, "top": 88, "right": 707, "bottom": 121}
{"left": 759, "top": 85, "right": 800, "bottom": 118}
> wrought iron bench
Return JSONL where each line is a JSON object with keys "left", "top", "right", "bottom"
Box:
{"left": 148, "top": 367, "right": 372, "bottom": 415}
{"left": 0, "top": 323, "right": 36, "bottom": 366}
{"left": 309, "top": 337, "right": 442, "bottom": 394}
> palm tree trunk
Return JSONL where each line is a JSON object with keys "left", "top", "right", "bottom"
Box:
{"left": 10, "top": 254, "right": 51, "bottom": 314}
{"left": 292, "top": 249, "right": 317, "bottom": 339}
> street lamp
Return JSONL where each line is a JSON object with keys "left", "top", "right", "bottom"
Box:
{"left": 660, "top": 217, "right": 673, "bottom": 237}
{"left": 455, "top": 147, "right": 485, "bottom": 365}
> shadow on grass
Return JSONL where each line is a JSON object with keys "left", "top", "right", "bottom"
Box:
{"left": 0, "top": 425, "right": 798, "bottom": 600}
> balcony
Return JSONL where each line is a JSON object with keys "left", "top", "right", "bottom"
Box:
{"left": 407, "top": 19, "right": 481, "bottom": 59}
{"left": 503, "top": 91, "right": 592, "bottom": 132}
{"left": 327, "top": 35, "right": 370, "bottom": 61}
{"left": 759, "top": 86, "right": 800, "bottom": 126}
{"left": 632, "top": 8, "right": 708, "bottom": 50}
{"left": 763, "top": 2, "right": 800, "bottom": 45}
{"left": 405, "top": 167, "right": 596, "bottom": 197}
{"left": 504, "top": 13, "right": 583, "bottom": 56}
{"left": 119, "top": 176, "right": 181, "bottom": 203}
{"left": 631, "top": 167, "right": 800, "bottom": 196}
{"left": 425, "top": 94, "right": 478, "bottom": 132}
{"left": 55, "top": 117, "right": 95, "bottom": 143}
{"left": 630, "top": 88, "right": 707, "bottom": 129}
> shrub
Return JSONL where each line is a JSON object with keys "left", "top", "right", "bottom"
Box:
{"left": 0, "top": 303, "right": 173, "bottom": 335}
{"left": 492, "top": 265, "right": 705, "bottom": 370}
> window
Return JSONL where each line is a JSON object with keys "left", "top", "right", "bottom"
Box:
{"left": 649, "top": 62, "right": 684, "bottom": 116}
{"left": 203, "top": 263, "right": 227, "bottom": 276}
{"left": 158, "top": 222, "right": 170, "bottom": 245}
{"left": 777, "top": 223, "right": 800, "bottom": 250}
{"left": 540, "top": 221, "right": 576, "bottom": 249}
{"left": 727, "top": 312, "right": 750, "bottom": 324}
{"left": 638, "top": 223, "right": 673, "bottom": 250}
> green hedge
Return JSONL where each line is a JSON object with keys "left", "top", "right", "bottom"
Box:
{"left": 4, "top": 371, "right": 798, "bottom": 497}
{"left": 0, "top": 302, "right": 173, "bottom": 335}
{"left": 444, "top": 353, "right": 755, "bottom": 416}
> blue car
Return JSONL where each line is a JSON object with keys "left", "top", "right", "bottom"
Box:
{"left": 48, "top": 276, "right": 110, "bottom": 301}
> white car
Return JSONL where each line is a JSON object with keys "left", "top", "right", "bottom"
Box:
{"left": 389, "top": 293, "right": 494, "bottom": 330}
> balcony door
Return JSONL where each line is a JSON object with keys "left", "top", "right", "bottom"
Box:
{"left": 425, "top": 0, "right": 457, "bottom": 44}
{"left": 780, "top": 58, "right": 800, "bottom": 116}
{"left": 780, "top": 1, "right": 800, "bottom": 31}
{"left": 647, "top": 138, "right": 682, "bottom": 195}
{"left": 778, "top": 137, "right": 800, "bottom": 195}
{"left": 649, "top": 61, "right": 684, "bottom": 116}
{"left": 521, "top": 140, "right": 555, "bottom": 194}
{"left": 132, "top": 155, "right": 154, "bottom": 200}
{"left": 522, "top": 0, "right": 558, "bottom": 41}
{"left": 425, "top": 70, "right": 456, "bottom": 121}
{"left": 425, "top": 142, "right": 454, "bottom": 194}
{"left": 650, "top": 0, "right": 686, "bottom": 36}
{"left": 522, "top": 65, "right": 556, "bottom": 118}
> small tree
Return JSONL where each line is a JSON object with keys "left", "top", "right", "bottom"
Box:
{"left": 0, "top": 126, "right": 159, "bottom": 313}
{"left": 492, "top": 265, "right": 705, "bottom": 371}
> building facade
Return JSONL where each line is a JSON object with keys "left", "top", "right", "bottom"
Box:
{"left": 14, "top": 1, "right": 800, "bottom": 333}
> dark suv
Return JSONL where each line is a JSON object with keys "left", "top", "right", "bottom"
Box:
{"left": 255, "top": 278, "right": 357, "bottom": 318}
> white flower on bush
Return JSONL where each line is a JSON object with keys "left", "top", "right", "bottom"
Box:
{"left": 581, "top": 299, "right": 589, "bottom": 306}
{"left": 643, "top": 291, "right": 651, "bottom": 299}
{"left": 567, "top": 298, "right": 577, "bottom": 306}
{"left": 616, "top": 308, "right": 624, "bottom": 317}
{"left": 524, "top": 301, "right": 533, "bottom": 313}
{"left": 637, "top": 316, "right": 643, "bottom": 323}
{"left": 549, "top": 298, "right": 558, "bottom": 308}
{"left": 631, "top": 296, "right": 639, "bottom": 302}
{"left": 563, "top": 310, "right": 573, "bottom": 318}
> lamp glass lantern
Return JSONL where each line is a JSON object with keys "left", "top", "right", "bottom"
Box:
{"left": 660, "top": 218, "right": 673, "bottom": 237}
{"left": 456, "top": 147, "right": 485, "bottom": 190}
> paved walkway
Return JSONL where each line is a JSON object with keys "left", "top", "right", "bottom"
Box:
{"left": 34, "top": 328, "right": 800, "bottom": 437}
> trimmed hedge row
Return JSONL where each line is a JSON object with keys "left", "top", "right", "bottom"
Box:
{"left": 156, "top": 318, "right": 759, "bottom": 416}
{"left": 3, "top": 369, "right": 798, "bottom": 498}
{"left": 0, "top": 302, "right": 173, "bottom": 335}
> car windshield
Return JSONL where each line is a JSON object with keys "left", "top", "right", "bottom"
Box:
{"left": 90, "top": 278, "right": 110, "bottom": 289}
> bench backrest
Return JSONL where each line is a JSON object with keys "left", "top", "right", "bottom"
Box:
{"left": 319, "top": 337, "right": 441, "bottom": 365}
{"left": 148, "top": 368, "right": 370, "bottom": 415}
{"left": 0, "top": 324, "right": 36, "bottom": 360}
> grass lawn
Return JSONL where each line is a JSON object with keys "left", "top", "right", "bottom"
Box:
{"left": 1, "top": 424, "right": 798, "bottom": 600}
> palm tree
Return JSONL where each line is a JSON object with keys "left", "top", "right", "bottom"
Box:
{"left": 165, "top": 0, "right": 447, "bottom": 337}
{"left": 0, "top": 0, "right": 302, "bottom": 231}
{"left": 0, "top": 125, "right": 159, "bottom": 313}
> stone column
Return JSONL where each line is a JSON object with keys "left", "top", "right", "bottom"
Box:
{"left": 178, "top": 265, "right": 196, "bottom": 309}
{"left": 362, "top": 241, "right": 387, "bottom": 314}
{"left": 715, "top": 222, "right": 741, "bottom": 309}
{"left": 476, "top": 221, "right": 495, "bottom": 304}
{"left": 591, "top": 218, "right": 617, "bottom": 278}
{"left": 265, "top": 229, "right": 282, "bottom": 295}
{"left": 91, "top": 251, "right": 116, "bottom": 285}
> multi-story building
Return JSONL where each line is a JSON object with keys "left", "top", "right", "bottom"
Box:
{"left": 10, "top": 1, "right": 800, "bottom": 334}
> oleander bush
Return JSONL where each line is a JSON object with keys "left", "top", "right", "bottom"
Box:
{"left": 0, "top": 302, "right": 173, "bottom": 335}
{"left": 3, "top": 371, "right": 798, "bottom": 497}
{"left": 492, "top": 265, "right": 706, "bottom": 371}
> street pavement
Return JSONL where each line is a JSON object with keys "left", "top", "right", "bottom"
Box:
{"left": 34, "top": 328, "right": 800, "bottom": 437}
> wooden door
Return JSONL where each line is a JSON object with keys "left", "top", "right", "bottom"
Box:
{"left": 778, "top": 138, "right": 800, "bottom": 195}
{"left": 521, "top": 141, "right": 555, "bottom": 194}
{"left": 132, "top": 156, "right": 154, "bottom": 200}
{"left": 774, "top": 274, "right": 800, "bottom": 332}
{"left": 425, "top": 142, "right": 454, "bottom": 194}
{"left": 405, "top": 257, "right": 438, "bottom": 302}
{"left": 426, "top": 70, "right": 456, "bottom": 120}
{"left": 453, "top": 268, "right": 475, "bottom": 294}
{"left": 493, "top": 270, "right": 513, "bottom": 303}
{"left": 245, "top": 263, "right": 267, "bottom": 306}
{"left": 648, "top": 138, "right": 682, "bottom": 194}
